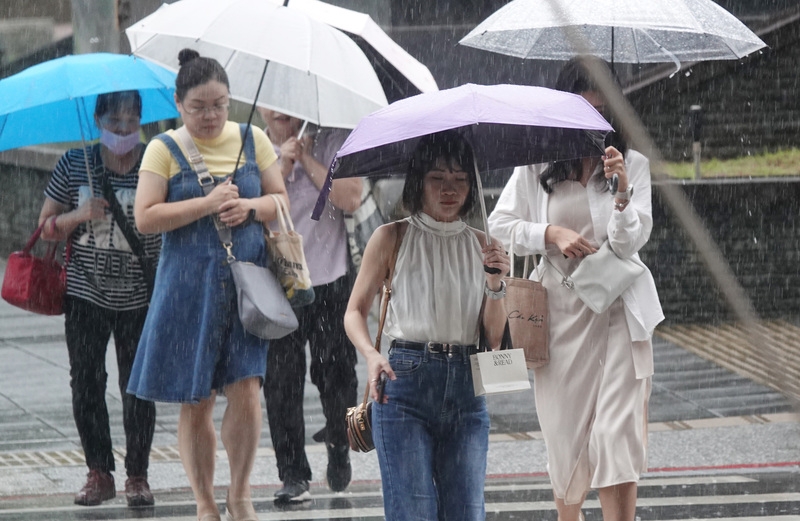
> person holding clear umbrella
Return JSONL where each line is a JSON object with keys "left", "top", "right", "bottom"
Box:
{"left": 38, "top": 90, "right": 160, "bottom": 508}
{"left": 127, "top": 49, "right": 287, "bottom": 521}
{"left": 488, "top": 56, "right": 664, "bottom": 521}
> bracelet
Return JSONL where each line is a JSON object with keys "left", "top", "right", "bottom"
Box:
{"left": 614, "top": 200, "right": 629, "bottom": 211}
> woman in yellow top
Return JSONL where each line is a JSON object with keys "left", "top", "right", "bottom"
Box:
{"left": 127, "top": 49, "right": 287, "bottom": 521}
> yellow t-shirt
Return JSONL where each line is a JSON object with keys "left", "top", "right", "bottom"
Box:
{"left": 141, "top": 121, "right": 277, "bottom": 179}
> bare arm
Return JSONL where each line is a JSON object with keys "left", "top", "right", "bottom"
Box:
{"left": 39, "top": 197, "right": 108, "bottom": 242}
{"left": 344, "top": 223, "right": 401, "bottom": 401}
{"left": 474, "top": 230, "right": 511, "bottom": 350}
{"left": 135, "top": 159, "right": 289, "bottom": 235}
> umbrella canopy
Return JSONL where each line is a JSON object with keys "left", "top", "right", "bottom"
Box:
{"left": 0, "top": 53, "right": 178, "bottom": 152}
{"left": 459, "top": 0, "right": 766, "bottom": 68}
{"left": 312, "top": 83, "right": 613, "bottom": 220}
{"left": 277, "top": 0, "right": 438, "bottom": 101}
{"left": 126, "top": 0, "right": 388, "bottom": 129}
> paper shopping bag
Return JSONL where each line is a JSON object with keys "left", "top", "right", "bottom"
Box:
{"left": 470, "top": 348, "right": 531, "bottom": 396}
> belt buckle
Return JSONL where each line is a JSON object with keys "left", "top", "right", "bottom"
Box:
{"left": 428, "top": 342, "right": 455, "bottom": 357}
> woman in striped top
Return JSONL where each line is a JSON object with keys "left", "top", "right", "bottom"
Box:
{"left": 38, "top": 90, "right": 159, "bottom": 509}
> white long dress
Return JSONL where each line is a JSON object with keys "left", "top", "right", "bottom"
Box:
{"left": 538, "top": 180, "right": 651, "bottom": 505}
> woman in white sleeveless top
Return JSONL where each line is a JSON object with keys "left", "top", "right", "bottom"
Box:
{"left": 345, "top": 130, "right": 510, "bottom": 521}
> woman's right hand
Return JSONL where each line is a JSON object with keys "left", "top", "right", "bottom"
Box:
{"left": 78, "top": 197, "right": 109, "bottom": 222}
{"left": 205, "top": 177, "right": 239, "bottom": 214}
{"left": 545, "top": 225, "right": 597, "bottom": 259}
{"left": 366, "top": 351, "right": 395, "bottom": 403}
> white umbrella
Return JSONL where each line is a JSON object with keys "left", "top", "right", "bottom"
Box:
{"left": 126, "top": 0, "right": 388, "bottom": 129}
{"left": 277, "top": 0, "right": 438, "bottom": 101}
{"left": 459, "top": 0, "right": 767, "bottom": 71}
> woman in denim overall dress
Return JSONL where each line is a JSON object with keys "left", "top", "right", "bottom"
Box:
{"left": 127, "top": 49, "right": 288, "bottom": 521}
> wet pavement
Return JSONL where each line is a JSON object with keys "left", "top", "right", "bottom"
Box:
{"left": 0, "top": 258, "right": 798, "bottom": 520}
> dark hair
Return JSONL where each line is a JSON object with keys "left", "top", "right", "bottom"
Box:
{"left": 94, "top": 90, "right": 142, "bottom": 119}
{"left": 401, "top": 130, "right": 479, "bottom": 217}
{"left": 540, "top": 55, "right": 628, "bottom": 193}
{"left": 174, "top": 48, "right": 230, "bottom": 101}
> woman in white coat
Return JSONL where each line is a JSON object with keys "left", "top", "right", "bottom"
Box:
{"left": 488, "top": 56, "right": 664, "bottom": 521}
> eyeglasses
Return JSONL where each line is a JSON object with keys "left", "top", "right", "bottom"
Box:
{"left": 183, "top": 103, "right": 230, "bottom": 116}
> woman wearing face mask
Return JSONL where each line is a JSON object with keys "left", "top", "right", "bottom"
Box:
{"left": 38, "top": 90, "right": 160, "bottom": 509}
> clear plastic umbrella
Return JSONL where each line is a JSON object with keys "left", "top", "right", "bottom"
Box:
{"left": 459, "top": 0, "right": 767, "bottom": 72}
{"left": 126, "top": 0, "right": 388, "bottom": 129}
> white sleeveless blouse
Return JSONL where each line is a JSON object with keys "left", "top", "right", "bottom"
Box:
{"left": 385, "top": 213, "right": 486, "bottom": 345}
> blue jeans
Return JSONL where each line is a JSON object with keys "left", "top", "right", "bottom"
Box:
{"left": 374, "top": 346, "right": 490, "bottom": 521}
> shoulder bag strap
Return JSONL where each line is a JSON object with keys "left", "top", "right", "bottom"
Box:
{"left": 357, "top": 220, "right": 405, "bottom": 406}
{"left": 98, "top": 173, "right": 148, "bottom": 262}
{"left": 174, "top": 126, "right": 235, "bottom": 260}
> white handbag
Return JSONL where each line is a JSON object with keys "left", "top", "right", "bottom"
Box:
{"left": 547, "top": 241, "right": 646, "bottom": 314}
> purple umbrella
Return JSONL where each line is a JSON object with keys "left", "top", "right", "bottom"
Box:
{"left": 312, "top": 83, "right": 613, "bottom": 221}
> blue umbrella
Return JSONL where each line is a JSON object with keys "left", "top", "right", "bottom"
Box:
{"left": 0, "top": 53, "right": 178, "bottom": 152}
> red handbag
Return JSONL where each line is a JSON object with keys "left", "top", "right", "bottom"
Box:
{"left": 2, "top": 219, "right": 69, "bottom": 315}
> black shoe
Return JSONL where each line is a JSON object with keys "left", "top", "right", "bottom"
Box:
{"left": 274, "top": 479, "right": 311, "bottom": 503}
{"left": 326, "top": 444, "right": 352, "bottom": 492}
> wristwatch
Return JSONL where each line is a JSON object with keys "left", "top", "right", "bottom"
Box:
{"left": 484, "top": 280, "right": 507, "bottom": 300}
{"left": 615, "top": 185, "right": 634, "bottom": 201}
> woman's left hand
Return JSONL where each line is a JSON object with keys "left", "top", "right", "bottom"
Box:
{"left": 483, "top": 240, "right": 510, "bottom": 288}
{"left": 218, "top": 198, "right": 252, "bottom": 227}
{"left": 603, "top": 146, "right": 628, "bottom": 192}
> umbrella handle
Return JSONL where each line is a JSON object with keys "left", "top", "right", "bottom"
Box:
{"left": 472, "top": 155, "right": 502, "bottom": 275}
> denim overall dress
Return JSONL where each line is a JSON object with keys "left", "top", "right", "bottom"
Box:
{"left": 127, "top": 124, "right": 270, "bottom": 403}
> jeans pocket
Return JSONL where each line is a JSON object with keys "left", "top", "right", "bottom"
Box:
{"left": 389, "top": 348, "right": 423, "bottom": 376}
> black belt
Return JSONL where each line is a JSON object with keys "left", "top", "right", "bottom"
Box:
{"left": 391, "top": 340, "right": 480, "bottom": 356}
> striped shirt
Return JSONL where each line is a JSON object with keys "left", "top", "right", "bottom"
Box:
{"left": 44, "top": 145, "right": 161, "bottom": 311}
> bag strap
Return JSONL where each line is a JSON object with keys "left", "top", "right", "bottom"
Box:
{"left": 357, "top": 220, "right": 405, "bottom": 406}
{"left": 174, "top": 126, "right": 236, "bottom": 261}
{"left": 98, "top": 172, "right": 149, "bottom": 263}
{"left": 268, "top": 193, "right": 293, "bottom": 234}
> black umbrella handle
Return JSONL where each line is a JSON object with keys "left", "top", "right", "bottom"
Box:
{"left": 484, "top": 265, "right": 501, "bottom": 275}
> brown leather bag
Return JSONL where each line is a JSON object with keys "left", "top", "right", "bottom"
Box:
{"left": 345, "top": 222, "right": 403, "bottom": 453}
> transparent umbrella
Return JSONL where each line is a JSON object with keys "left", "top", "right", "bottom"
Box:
{"left": 459, "top": 0, "right": 767, "bottom": 72}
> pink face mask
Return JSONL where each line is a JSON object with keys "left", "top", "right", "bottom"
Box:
{"left": 100, "top": 128, "right": 141, "bottom": 155}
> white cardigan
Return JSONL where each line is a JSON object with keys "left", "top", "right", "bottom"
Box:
{"left": 488, "top": 150, "right": 664, "bottom": 343}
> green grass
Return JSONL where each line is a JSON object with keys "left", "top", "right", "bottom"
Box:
{"left": 661, "top": 148, "right": 800, "bottom": 179}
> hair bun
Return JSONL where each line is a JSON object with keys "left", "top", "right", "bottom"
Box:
{"left": 178, "top": 48, "right": 200, "bottom": 67}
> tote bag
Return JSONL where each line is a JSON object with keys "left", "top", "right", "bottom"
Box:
{"left": 505, "top": 225, "right": 549, "bottom": 369}
{"left": 2, "top": 220, "right": 68, "bottom": 316}
{"left": 265, "top": 194, "right": 315, "bottom": 307}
